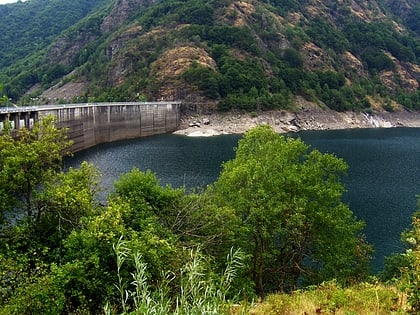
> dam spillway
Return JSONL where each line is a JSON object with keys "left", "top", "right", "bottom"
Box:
{"left": 0, "top": 102, "right": 182, "bottom": 152}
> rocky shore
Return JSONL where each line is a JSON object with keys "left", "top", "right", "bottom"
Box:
{"left": 174, "top": 102, "right": 420, "bottom": 137}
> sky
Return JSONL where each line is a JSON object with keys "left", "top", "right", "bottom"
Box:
{"left": 0, "top": 0, "right": 21, "bottom": 4}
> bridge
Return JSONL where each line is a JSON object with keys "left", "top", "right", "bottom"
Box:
{"left": 0, "top": 102, "right": 182, "bottom": 152}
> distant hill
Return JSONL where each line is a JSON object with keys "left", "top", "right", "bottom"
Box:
{"left": 1, "top": 0, "right": 419, "bottom": 112}
{"left": 0, "top": 0, "right": 109, "bottom": 68}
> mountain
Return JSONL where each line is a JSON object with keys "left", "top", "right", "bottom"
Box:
{"left": 0, "top": 0, "right": 109, "bottom": 68}
{"left": 1, "top": 0, "right": 419, "bottom": 112}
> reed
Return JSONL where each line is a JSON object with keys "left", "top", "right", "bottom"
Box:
{"left": 106, "top": 237, "right": 245, "bottom": 315}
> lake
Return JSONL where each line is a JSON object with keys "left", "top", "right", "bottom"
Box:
{"left": 66, "top": 127, "right": 420, "bottom": 272}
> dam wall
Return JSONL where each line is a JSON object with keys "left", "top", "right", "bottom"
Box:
{"left": 0, "top": 102, "right": 181, "bottom": 152}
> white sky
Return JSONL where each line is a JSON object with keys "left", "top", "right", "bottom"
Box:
{"left": 0, "top": 0, "right": 21, "bottom": 4}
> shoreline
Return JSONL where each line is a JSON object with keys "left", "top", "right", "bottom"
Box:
{"left": 174, "top": 105, "right": 420, "bottom": 137}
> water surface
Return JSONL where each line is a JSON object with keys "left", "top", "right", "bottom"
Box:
{"left": 66, "top": 127, "right": 420, "bottom": 272}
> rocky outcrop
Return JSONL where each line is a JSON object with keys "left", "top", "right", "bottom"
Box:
{"left": 47, "top": 0, "right": 154, "bottom": 67}
{"left": 40, "top": 80, "right": 87, "bottom": 103}
{"left": 47, "top": 33, "right": 96, "bottom": 66}
{"left": 302, "top": 43, "right": 334, "bottom": 71}
{"left": 379, "top": 53, "right": 420, "bottom": 92}
{"left": 342, "top": 51, "right": 366, "bottom": 77}
{"left": 101, "top": 0, "right": 157, "bottom": 33}
{"left": 174, "top": 98, "right": 420, "bottom": 137}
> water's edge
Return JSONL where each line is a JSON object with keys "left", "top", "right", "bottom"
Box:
{"left": 175, "top": 105, "right": 420, "bottom": 137}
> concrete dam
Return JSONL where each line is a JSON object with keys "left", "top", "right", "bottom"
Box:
{"left": 0, "top": 102, "right": 182, "bottom": 152}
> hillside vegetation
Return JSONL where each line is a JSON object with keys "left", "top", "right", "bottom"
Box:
{"left": 0, "top": 0, "right": 419, "bottom": 112}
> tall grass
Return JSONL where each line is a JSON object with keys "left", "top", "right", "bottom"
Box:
{"left": 249, "top": 280, "right": 409, "bottom": 315}
{"left": 106, "top": 237, "right": 245, "bottom": 315}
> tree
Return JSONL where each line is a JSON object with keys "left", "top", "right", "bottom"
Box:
{"left": 283, "top": 47, "right": 303, "bottom": 68}
{"left": 0, "top": 84, "right": 9, "bottom": 106}
{"left": 0, "top": 115, "right": 73, "bottom": 223}
{"left": 386, "top": 196, "right": 420, "bottom": 312}
{"left": 0, "top": 119, "right": 99, "bottom": 314}
{"left": 211, "top": 125, "right": 372, "bottom": 295}
{"left": 112, "top": 168, "right": 236, "bottom": 258}
{"left": 0, "top": 162, "right": 101, "bottom": 314}
{"left": 181, "top": 62, "right": 221, "bottom": 99}
{"left": 34, "top": 161, "right": 100, "bottom": 248}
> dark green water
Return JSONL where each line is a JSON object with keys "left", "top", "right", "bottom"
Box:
{"left": 67, "top": 127, "right": 420, "bottom": 272}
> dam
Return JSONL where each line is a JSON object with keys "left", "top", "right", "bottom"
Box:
{"left": 0, "top": 101, "right": 182, "bottom": 152}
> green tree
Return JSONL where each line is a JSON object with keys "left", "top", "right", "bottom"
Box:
{"left": 386, "top": 196, "right": 420, "bottom": 312}
{"left": 46, "top": 169, "right": 187, "bottom": 313}
{"left": 0, "top": 116, "right": 72, "bottom": 222}
{"left": 112, "top": 168, "right": 237, "bottom": 262}
{"left": 210, "top": 125, "right": 372, "bottom": 294}
{"left": 0, "top": 85, "right": 8, "bottom": 106}
{"left": 181, "top": 62, "right": 221, "bottom": 99}
{"left": 34, "top": 161, "right": 100, "bottom": 249}
{"left": 283, "top": 47, "right": 303, "bottom": 68}
{"left": 0, "top": 162, "right": 100, "bottom": 314}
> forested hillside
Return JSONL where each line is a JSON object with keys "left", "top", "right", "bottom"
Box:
{"left": 0, "top": 0, "right": 419, "bottom": 112}
{"left": 0, "top": 0, "right": 109, "bottom": 68}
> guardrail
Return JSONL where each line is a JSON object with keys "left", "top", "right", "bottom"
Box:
{"left": 0, "top": 101, "right": 182, "bottom": 114}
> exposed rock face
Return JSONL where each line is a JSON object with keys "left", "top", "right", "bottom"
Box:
{"left": 222, "top": 1, "right": 256, "bottom": 27}
{"left": 342, "top": 51, "right": 366, "bottom": 77}
{"left": 105, "top": 24, "right": 145, "bottom": 86}
{"left": 47, "top": 33, "right": 96, "bottom": 66}
{"left": 101, "top": 0, "right": 157, "bottom": 33}
{"left": 105, "top": 25, "right": 143, "bottom": 60}
{"left": 301, "top": 43, "right": 334, "bottom": 71}
{"left": 379, "top": 53, "right": 420, "bottom": 92}
{"left": 47, "top": 0, "right": 154, "bottom": 67}
{"left": 406, "top": 63, "right": 420, "bottom": 84}
{"left": 40, "top": 81, "right": 86, "bottom": 102}
{"left": 345, "top": 0, "right": 386, "bottom": 22}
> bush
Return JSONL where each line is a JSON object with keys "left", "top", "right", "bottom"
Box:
{"left": 362, "top": 50, "right": 395, "bottom": 73}
{"left": 250, "top": 281, "right": 404, "bottom": 314}
{"left": 399, "top": 202, "right": 420, "bottom": 312}
{"left": 283, "top": 47, "right": 303, "bottom": 68}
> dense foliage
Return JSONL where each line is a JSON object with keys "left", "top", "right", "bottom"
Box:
{"left": 0, "top": 0, "right": 110, "bottom": 101}
{"left": 0, "top": 85, "right": 8, "bottom": 106}
{"left": 0, "top": 0, "right": 109, "bottom": 68}
{"left": 0, "top": 116, "right": 73, "bottom": 222}
{"left": 381, "top": 197, "right": 420, "bottom": 312}
{"left": 211, "top": 126, "right": 372, "bottom": 294}
{"left": 0, "top": 121, "right": 382, "bottom": 313}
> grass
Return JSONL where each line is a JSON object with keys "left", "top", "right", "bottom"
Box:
{"left": 248, "top": 280, "right": 410, "bottom": 315}
{"left": 108, "top": 237, "right": 246, "bottom": 315}
{"left": 110, "top": 238, "right": 413, "bottom": 315}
